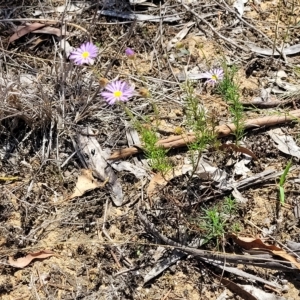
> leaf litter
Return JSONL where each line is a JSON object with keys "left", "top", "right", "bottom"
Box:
{"left": 1, "top": 0, "right": 300, "bottom": 299}
{"left": 69, "top": 169, "right": 107, "bottom": 200}
{"left": 8, "top": 250, "right": 56, "bottom": 268}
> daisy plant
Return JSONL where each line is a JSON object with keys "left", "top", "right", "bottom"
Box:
{"left": 183, "top": 81, "right": 218, "bottom": 177}
{"left": 217, "top": 65, "right": 244, "bottom": 143}
{"left": 101, "top": 80, "right": 135, "bottom": 105}
{"left": 139, "top": 125, "right": 172, "bottom": 174}
{"left": 199, "top": 68, "right": 224, "bottom": 85}
{"left": 69, "top": 42, "right": 98, "bottom": 65}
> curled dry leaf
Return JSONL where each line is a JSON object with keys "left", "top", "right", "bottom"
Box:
{"left": 109, "top": 109, "right": 300, "bottom": 160}
{"left": 229, "top": 234, "right": 282, "bottom": 251}
{"left": 229, "top": 234, "right": 300, "bottom": 270}
{"left": 219, "top": 143, "right": 258, "bottom": 160}
{"left": 8, "top": 250, "right": 55, "bottom": 268}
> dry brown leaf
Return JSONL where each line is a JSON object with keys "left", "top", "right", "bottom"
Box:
{"left": 32, "top": 26, "right": 66, "bottom": 37}
{"left": 271, "top": 250, "right": 300, "bottom": 270}
{"left": 220, "top": 143, "right": 258, "bottom": 160}
{"left": 229, "top": 234, "right": 282, "bottom": 251}
{"left": 147, "top": 166, "right": 183, "bottom": 199}
{"left": 147, "top": 174, "right": 168, "bottom": 198}
{"left": 70, "top": 169, "right": 102, "bottom": 200}
{"left": 230, "top": 234, "right": 300, "bottom": 270}
{"left": 8, "top": 250, "right": 55, "bottom": 268}
{"left": 9, "top": 23, "right": 46, "bottom": 43}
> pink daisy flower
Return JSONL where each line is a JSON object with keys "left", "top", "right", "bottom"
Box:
{"left": 69, "top": 42, "right": 98, "bottom": 65}
{"left": 199, "top": 68, "right": 224, "bottom": 85}
{"left": 101, "top": 80, "right": 135, "bottom": 105}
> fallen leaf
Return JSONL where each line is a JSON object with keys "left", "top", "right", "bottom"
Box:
{"left": 0, "top": 176, "right": 19, "bottom": 181}
{"left": 271, "top": 250, "right": 300, "bottom": 270}
{"left": 147, "top": 166, "right": 183, "bottom": 199}
{"left": 99, "top": 10, "right": 181, "bottom": 23}
{"left": 247, "top": 43, "right": 300, "bottom": 56}
{"left": 33, "top": 3, "right": 87, "bottom": 16}
{"left": 229, "top": 234, "right": 282, "bottom": 251}
{"left": 220, "top": 143, "right": 257, "bottom": 160}
{"left": 32, "top": 26, "right": 67, "bottom": 37}
{"left": 9, "top": 23, "right": 46, "bottom": 43}
{"left": 111, "top": 161, "right": 147, "bottom": 179}
{"left": 233, "top": 159, "right": 251, "bottom": 177}
{"left": 70, "top": 169, "right": 103, "bottom": 200}
{"left": 232, "top": 188, "right": 248, "bottom": 204}
{"left": 233, "top": 0, "right": 248, "bottom": 16}
{"left": 269, "top": 128, "right": 300, "bottom": 159}
{"left": 229, "top": 234, "right": 300, "bottom": 270}
{"left": 275, "top": 78, "right": 300, "bottom": 92}
{"left": 287, "top": 240, "right": 300, "bottom": 251}
{"left": 8, "top": 250, "right": 55, "bottom": 268}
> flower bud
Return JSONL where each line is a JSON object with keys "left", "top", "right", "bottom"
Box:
{"left": 125, "top": 48, "right": 135, "bottom": 59}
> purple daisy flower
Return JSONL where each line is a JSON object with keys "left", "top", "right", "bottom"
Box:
{"left": 199, "top": 68, "right": 224, "bottom": 85}
{"left": 101, "top": 80, "right": 135, "bottom": 105}
{"left": 125, "top": 47, "right": 135, "bottom": 58}
{"left": 69, "top": 42, "right": 98, "bottom": 65}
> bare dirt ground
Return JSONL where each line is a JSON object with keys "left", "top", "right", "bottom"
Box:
{"left": 1, "top": 0, "right": 300, "bottom": 299}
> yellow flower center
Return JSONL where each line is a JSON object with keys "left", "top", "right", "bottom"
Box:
{"left": 113, "top": 90, "right": 123, "bottom": 98}
{"left": 211, "top": 74, "right": 218, "bottom": 80}
{"left": 82, "top": 51, "right": 90, "bottom": 59}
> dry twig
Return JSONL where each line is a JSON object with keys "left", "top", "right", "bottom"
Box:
{"left": 138, "top": 209, "right": 298, "bottom": 271}
{"left": 110, "top": 109, "right": 300, "bottom": 160}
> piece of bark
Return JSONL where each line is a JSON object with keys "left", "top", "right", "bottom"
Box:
{"left": 241, "top": 100, "right": 282, "bottom": 108}
{"left": 76, "top": 127, "right": 123, "bottom": 206}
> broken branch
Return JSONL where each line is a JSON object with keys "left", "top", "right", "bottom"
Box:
{"left": 109, "top": 110, "right": 300, "bottom": 160}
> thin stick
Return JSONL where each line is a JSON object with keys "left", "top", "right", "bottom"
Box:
{"left": 1, "top": 19, "right": 89, "bottom": 34}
